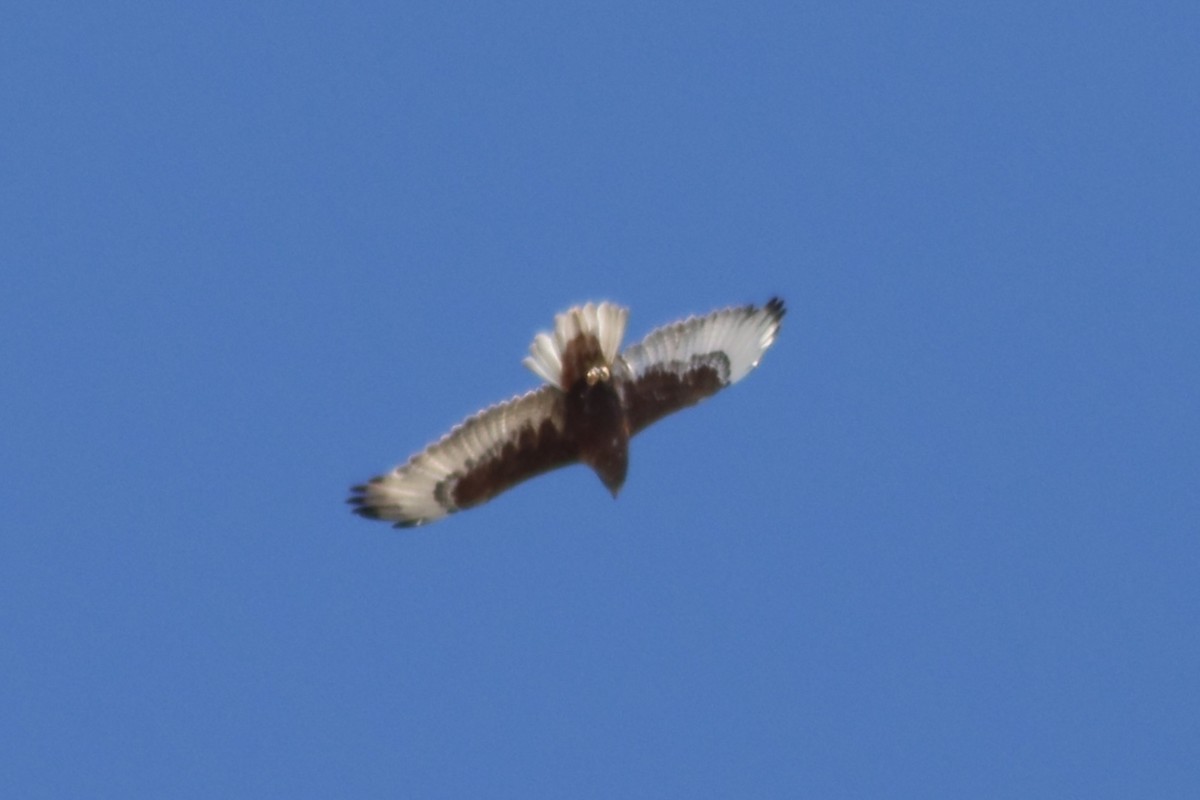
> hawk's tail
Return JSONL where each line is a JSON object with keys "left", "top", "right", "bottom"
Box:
{"left": 522, "top": 301, "right": 629, "bottom": 389}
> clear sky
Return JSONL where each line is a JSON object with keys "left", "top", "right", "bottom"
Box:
{"left": 4, "top": 2, "right": 1198, "bottom": 797}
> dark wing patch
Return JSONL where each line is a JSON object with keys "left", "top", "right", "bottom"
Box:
{"left": 448, "top": 413, "right": 577, "bottom": 510}
{"left": 616, "top": 298, "right": 784, "bottom": 435}
{"left": 620, "top": 353, "right": 729, "bottom": 435}
{"left": 349, "top": 386, "right": 578, "bottom": 527}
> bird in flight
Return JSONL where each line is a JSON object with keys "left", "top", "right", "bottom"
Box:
{"left": 350, "top": 297, "right": 785, "bottom": 527}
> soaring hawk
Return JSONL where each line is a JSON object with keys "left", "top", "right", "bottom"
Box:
{"left": 350, "top": 297, "right": 785, "bottom": 527}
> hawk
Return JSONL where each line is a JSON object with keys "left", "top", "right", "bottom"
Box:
{"left": 350, "top": 297, "right": 785, "bottom": 527}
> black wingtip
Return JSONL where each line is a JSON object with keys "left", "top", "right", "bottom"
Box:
{"left": 348, "top": 484, "right": 375, "bottom": 516}
{"left": 348, "top": 481, "right": 426, "bottom": 527}
{"left": 348, "top": 484, "right": 383, "bottom": 522}
{"left": 765, "top": 296, "right": 786, "bottom": 322}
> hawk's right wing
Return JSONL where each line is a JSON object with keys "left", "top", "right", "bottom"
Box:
{"left": 617, "top": 298, "right": 785, "bottom": 435}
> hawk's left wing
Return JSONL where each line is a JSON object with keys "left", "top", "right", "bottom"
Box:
{"left": 349, "top": 386, "right": 578, "bottom": 527}
{"left": 617, "top": 298, "right": 784, "bottom": 435}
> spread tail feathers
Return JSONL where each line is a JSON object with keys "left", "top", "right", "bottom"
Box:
{"left": 523, "top": 301, "right": 629, "bottom": 388}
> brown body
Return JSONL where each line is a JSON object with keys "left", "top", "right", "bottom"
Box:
{"left": 349, "top": 297, "right": 785, "bottom": 527}
{"left": 564, "top": 347, "right": 630, "bottom": 495}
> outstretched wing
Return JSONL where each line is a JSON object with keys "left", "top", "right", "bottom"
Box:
{"left": 617, "top": 297, "right": 785, "bottom": 435}
{"left": 349, "top": 386, "right": 578, "bottom": 527}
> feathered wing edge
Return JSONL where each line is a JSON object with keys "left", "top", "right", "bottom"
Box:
{"left": 618, "top": 297, "right": 785, "bottom": 386}
{"left": 350, "top": 298, "right": 784, "bottom": 527}
{"left": 348, "top": 386, "right": 570, "bottom": 527}
{"left": 523, "top": 301, "right": 629, "bottom": 388}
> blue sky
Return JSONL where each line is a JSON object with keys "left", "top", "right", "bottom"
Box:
{"left": 4, "top": 1, "right": 1198, "bottom": 796}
